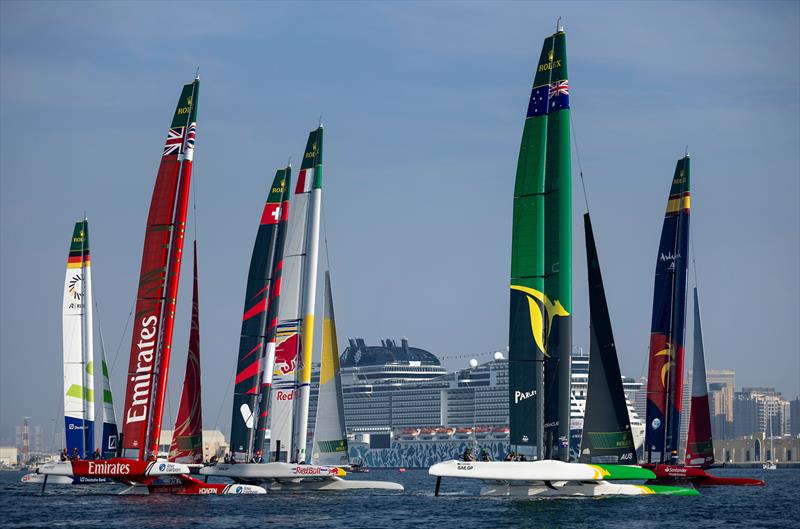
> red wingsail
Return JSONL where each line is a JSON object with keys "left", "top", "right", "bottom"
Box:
{"left": 121, "top": 79, "right": 199, "bottom": 460}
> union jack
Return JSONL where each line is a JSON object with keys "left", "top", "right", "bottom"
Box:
{"left": 185, "top": 122, "right": 197, "bottom": 150}
{"left": 163, "top": 127, "right": 184, "bottom": 156}
{"left": 549, "top": 80, "right": 569, "bottom": 98}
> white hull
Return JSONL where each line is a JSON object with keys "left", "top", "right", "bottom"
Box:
{"left": 200, "top": 462, "right": 403, "bottom": 491}
{"left": 479, "top": 480, "right": 657, "bottom": 497}
{"left": 21, "top": 473, "right": 73, "bottom": 485}
{"left": 429, "top": 459, "right": 632, "bottom": 482}
{"left": 268, "top": 476, "right": 403, "bottom": 492}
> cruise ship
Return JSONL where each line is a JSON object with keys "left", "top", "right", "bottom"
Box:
{"left": 304, "top": 338, "right": 645, "bottom": 466}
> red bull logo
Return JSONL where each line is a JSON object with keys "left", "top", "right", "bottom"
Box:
{"left": 274, "top": 333, "right": 299, "bottom": 376}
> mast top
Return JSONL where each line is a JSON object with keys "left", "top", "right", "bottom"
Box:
{"left": 194, "top": 66, "right": 200, "bottom": 81}
{"left": 556, "top": 16, "right": 564, "bottom": 33}
{"left": 684, "top": 145, "right": 690, "bottom": 158}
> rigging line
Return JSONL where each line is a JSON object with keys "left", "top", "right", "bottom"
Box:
{"left": 321, "top": 193, "right": 331, "bottom": 270}
{"left": 213, "top": 363, "right": 236, "bottom": 431}
{"left": 690, "top": 227, "right": 699, "bottom": 289}
{"left": 570, "top": 110, "right": 590, "bottom": 214}
{"left": 109, "top": 299, "right": 135, "bottom": 376}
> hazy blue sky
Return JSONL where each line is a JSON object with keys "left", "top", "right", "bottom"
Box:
{"left": 1, "top": 1, "right": 798, "bottom": 440}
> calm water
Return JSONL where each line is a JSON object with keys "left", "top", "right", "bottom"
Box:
{"left": 1, "top": 468, "right": 798, "bottom": 529}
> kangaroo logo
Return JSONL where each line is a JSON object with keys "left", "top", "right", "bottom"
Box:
{"left": 511, "top": 285, "right": 569, "bottom": 357}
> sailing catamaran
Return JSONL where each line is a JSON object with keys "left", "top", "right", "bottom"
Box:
{"left": 642, "top": 156, "right": 762, "bottom": 486}
{"left": 203, "top": 128, "right": 401, "bottom": 491}
{"left": 37, "top": 78, "right": 263, "bottom": 494}
{"left": 23, "top": 219, "right": 117, "bottom": 485}
{"left": 429, "top": 26, "right": 697, "bottom": 497}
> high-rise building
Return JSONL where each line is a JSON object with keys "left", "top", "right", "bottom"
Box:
{"left": 791, "top": 397, "right": 800, "bottom": 436}
{"left": 733, "top": 388, "right": 791, "bottom": 438}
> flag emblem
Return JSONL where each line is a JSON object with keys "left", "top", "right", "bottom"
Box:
{"left": 163, "top": 127, "right": 185, "bottom": 156}
{"left": 549, "top": 80, "right": 569, "bottom": 97}
{"left": 185, "top": 122, "right": 197, "bottom": 150}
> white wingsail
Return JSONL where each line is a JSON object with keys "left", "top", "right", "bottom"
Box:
{"left": 63, "top": 219, "right": 95, "bottom": 457}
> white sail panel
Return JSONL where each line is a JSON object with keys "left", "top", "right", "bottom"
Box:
{"left": 311, "top": 272, "right": 348, "bottom": 466}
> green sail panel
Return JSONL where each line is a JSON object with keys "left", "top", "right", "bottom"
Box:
{"left": 509, "top": 29, "right": 571, "bottom": 460}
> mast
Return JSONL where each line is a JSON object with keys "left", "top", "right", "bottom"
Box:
{"left": 685, "top": 286, "right": 714, "bottom": 467}
{"left": 253, "top": 168, "right": 292, "bottom": 456}
{"left": 229, "top": 170, "right": 286, "bottom": 460}
{"left": 63, "top": 219, "right": 95, "bottom": 457}
{"left": 645, "top": 155, "right": 691, "bottom": 464}
{"left": 509, "top": 28, "right": 571, "bottom": 460}
{"left": 120, "top": 78, "right": 199, "bottom": 460}
{"left": 578, "top": 213, "right": 636, "bottom": 464}
{"left": 311, "top": 271, "right": 349, "bottom": 465}
{"left": 294, "top": 126, "right": 324, "bottom": 462}
{"left": 169, "top": 242, "right": 204, "bottom": 464}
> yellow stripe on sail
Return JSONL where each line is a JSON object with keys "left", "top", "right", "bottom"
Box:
{"left": 666, "top": 195, "right": 691, "bottom": 214}
{"left": 319, "top": 317, "right": 336, "bottom": 385}
{"left": 300, "top": 314, "right": 315, "bottom": 383}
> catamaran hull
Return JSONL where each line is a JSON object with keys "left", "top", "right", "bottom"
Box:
{"left": 645, "top": 464, "right": 764, "bottom": 486}
{"left": 479, "top": 480, "right": 694, "bottom": 497}
{"left": 200, "top": 462, "right": 403, "bottom": 491}
{"left": 268, "top": 476, "right": 403, "bottom": 492}
{"left": 429, "top": 460, "right": 654, "bottom": 482}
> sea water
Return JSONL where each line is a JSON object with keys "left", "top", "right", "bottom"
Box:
{"left": 1, "top": 467, "right": 798, "bottom": 529}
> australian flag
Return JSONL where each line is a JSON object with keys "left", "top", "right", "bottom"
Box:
{"left": 526, "top": 79, "right": 570, "bottom": 118}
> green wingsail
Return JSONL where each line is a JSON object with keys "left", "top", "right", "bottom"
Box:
{"left": 508, "top": 29, "right": 571, "bottom": 459}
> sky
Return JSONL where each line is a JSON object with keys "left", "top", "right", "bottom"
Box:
{"left": 1, "top": 1, "right": 798, "bottom": 443}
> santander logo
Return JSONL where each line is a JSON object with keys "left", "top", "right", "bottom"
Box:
{"left": 126, "top": 315, "right": 158, "bottom": 425}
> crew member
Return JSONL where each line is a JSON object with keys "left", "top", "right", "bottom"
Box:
{"left": 70, "top": 447, "right": 80, "bottom": 461}
{"left": 60, "top": 448, "right": 68, "bottom": 462}
{"left": 89, "top": 448, "right": 101, "bottom": 460}
{"left": 250, "top": 450, "right": 264, "bottom": 464}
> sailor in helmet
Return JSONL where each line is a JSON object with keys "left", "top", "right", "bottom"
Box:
{"left": 250, "top": 450, "right": 264, "bottom": 464}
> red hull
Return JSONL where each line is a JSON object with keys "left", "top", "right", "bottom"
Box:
{"left": 643, "top": 464, "right": 764, "bottom": 486}
{"left": 147, "top": 475, "right": 233, "bottom": 494}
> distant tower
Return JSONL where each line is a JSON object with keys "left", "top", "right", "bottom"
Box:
{"left": 22, "top": 417, "right": 30, "bottom": 464}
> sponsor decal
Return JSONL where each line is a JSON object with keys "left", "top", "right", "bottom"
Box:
{"left": 522, "top": 435, "right": 529, "bottom": 443}
{"left": 159, "top": 463, "right": 166, "bottom": 471}
{"left": 651, "top": 418, "right": 662, "bottom": 430}
{"left": 457, "top": 464, "right": 474, "bottom": 471}
{"left": 235, "top": 486, "right": 243, "bottom": 494}
{"left": 293, "top": 466, "right": 322, "bottom": 475}
{"left": 514, "top": 389, "right": 536, "bottom": 404}
{"left": 67, "top": 274, "right": 83, "bottom": 301}
{"left": 125, "top": 315, "right": 158, "bottom": 426}
{"left": 87, "top": 461, "right": 131, "bottom": 475}
{"left": 276, "top": 389, "right": 294, "bottom": 401}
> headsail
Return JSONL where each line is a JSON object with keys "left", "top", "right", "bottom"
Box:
{"left": 578, "top": 214, "right": 636, "bottom": 464}
{"left": 99, "top": 349, "right": 119, "bottom": 459}
{"left": 169, "top": 242, "right": 203, "bottom": 464}
{"left": 645, "top": 155, "right": 691, "bottom": 463}
{"left": 63, "top": 219, "right": 95, "bottom": 457}
{"left": 229, "top": 171, "right": 286, "bottom": 459}
{"left": 311, "top": 272, "right": 349, "bottom": 466}
{"left": 509, "top": 29, "right": 571, "bottom": 460}
{"left": 685, "top": 287, "right": 714, "bottom": 467}
{"left": 120, "top": 78, "right": 199, "bottom": 460}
